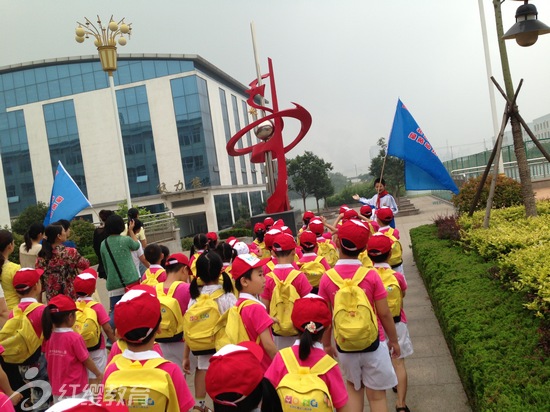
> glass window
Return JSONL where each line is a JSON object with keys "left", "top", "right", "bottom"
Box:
{"left": 214, "top": 194, "right": 233, "bottom": 229}
{"left": 13, "top": 72, "right": 25, "bottom": 88}
{"left": 142, "top": 61, "right": 156, "bottom": 80}
{"left": 154, "top": 61, "right": 169, "bottom": 77}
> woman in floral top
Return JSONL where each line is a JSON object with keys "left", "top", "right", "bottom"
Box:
{"left": 37, "top": 224, "right": 90, "bottom": 301}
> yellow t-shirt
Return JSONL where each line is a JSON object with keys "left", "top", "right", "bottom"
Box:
{"left": 1, "top": 260, "right": 21, "bottom": 310}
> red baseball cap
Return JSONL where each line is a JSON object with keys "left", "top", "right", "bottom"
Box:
{"left": 291, "top": 294, "right": 332, "bottom": 332}
{"left": 264, "top": 227, "right": 282, "bottom": 249}
{"left": 230, "top": 254, "right": 270, "bottom": 280}
{"left": 376, "top": 207, "right": 394, "bottom": 223}
{"left": 206, "top": 342, "right": 264, "bottom": 405}
{"left": 299, "top": 230, "right": 317, "bottom": 248}
{"left": 308, "top": 218, "right": 324, "bottom": 236}
{"left": 337, "top": 219, "right": 370, "bottom": 252}
{"left": 360, "top": 205, "right": 373, "bottom": 217}
{"left": 114, "top": 288, "right": 161, "bottom": 343}
{"left": 48, "top": 294, "right": 78, "bottom": 313}
{"left": 81, "top": 267, "right": 98, "bottom": 279}
{"left": 253, "top": 222, "right": 265, "bottom": 233}
{"left": 74, "top": 272, "right": 97, "bottom": 296}
{"left": 272, "top": 233, "right": 297, "bottom": 252}
{"left": 367, "top": 234, "right": 393, "bottom": 256}
{"left": 206, "top": 232, "right": 218, "bottom": 242}
{"left": 13, "top": 268, "right": 44, "bottom": 292}
{"left": 303, "top": 211, "right": 315, "bottom": 221}
{"left": 263, "top": 217, "right": 274, "bottom": 227}
{"left": 343, "top": 209, "right": 359, "bottom": 221}
{"left": 226, "top": 237, "right": 238, "bottom": 248}
{"left": 339, "top": 204, "right": 350, "bottom": 214}
{"left": 164, "top": 253, "right": 189, "bottom": 268}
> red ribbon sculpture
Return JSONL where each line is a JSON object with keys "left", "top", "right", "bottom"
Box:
{"left": 227, "top": 58, "right": 312, "bottom": 213}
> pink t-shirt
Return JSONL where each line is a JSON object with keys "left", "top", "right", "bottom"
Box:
{"left": 373, "top": 263, "right": 408, "bottom": 324}
{"left": 78, "top": 297, "right": 110, "bottom": 349}
{"left": 299, "top": 253, "right": 331, "bottom": 271}
{"left": 265, "top": 343, "right": 348, "bottom": 409}
{"left": 0, "top": 392, "right": 15, "bottom": 412}
{"left": 140, "top": 265, "right": 167, "bottom": 283}
{"left": 11, "top": 298, "right": 45, "bottom": 338}
{"left": 318, "top": 260, "right": 388, "bottom": 341}
{"left": 236, "top": 295, "right": 274, "bottom": 371}
{"left": 107, "top": 341, "right": 163, "bottom": 365}
{"left": 43, "top": 328, "right": 90, "bottom": 396}
{"left": 260, "top": 265, "right": 313, "bottom": 302}
{"left": 102, "top": 350, "right": 194, "bottom": 411}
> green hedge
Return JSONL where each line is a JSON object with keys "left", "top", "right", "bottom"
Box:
{"left": 411, "top": 224, "right": 550, "bottom": 412}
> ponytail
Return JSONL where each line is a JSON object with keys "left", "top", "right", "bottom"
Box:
{"left": 298, "top": 322, "right": 325, "bottom": 361}
{"left": 24, "top": 223, "right": 45, "bottom": 252}
{"left": 38, "top": 225, "right": 63, "bottom": 261}
{"left": 221, "top": 271, "right": 234, "bottom": 294}
{"left": 42, "top": 309, "right": 73, "bottom": 341}
{"left": 189, "top": 277, "right": 200, "bottom": 300}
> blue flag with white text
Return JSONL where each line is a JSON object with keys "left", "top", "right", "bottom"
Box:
{"left": 44, "top": 161, "right": 92, "bottom": 226}
{"left": 387, "top": 99, "right": 459, "bottom": 194}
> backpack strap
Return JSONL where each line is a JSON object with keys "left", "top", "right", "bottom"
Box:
{"left": 325, "top": 268, "right": 343, "bottom": 288}
{"left": 209, "top": 289, "right": 225, "bottom": 300}
{"left": 22, "top": 302, "right": 42, "bottom": 316}
{"left": 314, "top": 256, "right": 324, "bottom": 264}
{"left": 310, "top": 354, "right": 338, "bottom": 375}
{"left": 350, "top": 266, "right": 370, "bottom": 286}
{"left": 280, "top": 347, "right": 337, "bottom": 375}
{"left": 279, "top": 347, "right": 301, "bottom": 373}
{"left": 237, "top": 299, "right": 259, "bottom": 313}
{"left": 166, "top": 281, "right": 182, "bottom": 297}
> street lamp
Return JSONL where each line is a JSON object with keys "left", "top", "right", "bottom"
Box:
{"left": 503, "top": 0, "right": 550, "bottom": 47}
{"left": 75, "top": 16, "right": 133, "bottom": 210}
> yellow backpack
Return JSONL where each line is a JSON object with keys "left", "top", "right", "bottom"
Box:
{"left": 276, "top": 347, "right": 336, "bottom": 412}
{"left": 73, "top": 300, "right": 101, "bottom": 350}
{"left": 268, "top": 270, "right": 301, "bottom": 337}
{"left": 141, "top": 267, "right": 167, "bottom": 287}
{"left": 316, "top": 240, "right": 338, "bottom": 267}
{"left": 104, "top": 356, "right": 179, "bottom": 412}
{"left": 358, "top": 250, "right": 374, "bottom": 269}
{"left": 383, "top": 228, "right": 403, "bottom": 268}
{"left": 183, "top": 289, "right": 224, "bottom": 355}
{"left": 190, "top": 252, "right": 202, "bottom": 278}
{"left": 155, "top": 282, "right": 184, "bottom": 342}
{"left": 0, "top": 302, "right": 43, "bottom": 364}
{"left": 214, "top": 300, "right": 260, "bottom": 351}
{"left": 375, "top": 267, "right": 403, "bottom": 322}
{"left": 297, "top": 257, "right": 326, "bottom": 287}
{"left": 325, "top": 268, "right": 379, "bottom": 352}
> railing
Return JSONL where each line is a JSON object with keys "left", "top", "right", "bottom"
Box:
{"left": 141, "top": 211, "right": 179, "bottom": 244}
{"left": 450, "top": 156, "right": 550, "bottom": 182}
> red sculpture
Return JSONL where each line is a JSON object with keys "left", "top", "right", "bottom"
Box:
{"left": 227, "top": 58, "right": 312, "bottom": 213}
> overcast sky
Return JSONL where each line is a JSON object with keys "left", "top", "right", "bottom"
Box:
{"left": 2, "top": 0, "right": 550, "bottom": 177}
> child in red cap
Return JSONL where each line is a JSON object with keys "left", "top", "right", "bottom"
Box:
{"left": 375, "top": 208, "right": 404, "bottom": 275}
{"left": 367, "top": 234, "right": 413, "bottom": 412}
{"left": 3, "top": 268, "right": 46, "bottom": 410}
{"left": 318, "top": 220, "right": 401, "bottom": 412}
{"left": 73, "top": 270, "right": 116, "bottom": 391}
{"left": 308, "top": 218, "right": 339, "bottom": 267}
{"left": 297, "top": 230, "right": 331, "bottom": 294}
{"left": 265, "top": 294, "right": 348, "bottom": 411}
{"left": 140, "top": 244, "right": 167, "bottom": 286}
{"left": 260, "top": 233, "right": 312, "bottom": 350}
{"left": 42, "top": 294, "right": 102, "bottom": 403}
{"left": 206, "top": 342, "right": 281, "bottom": 412}
{"left": 189, "top": 234, "right": 208, "bottom": 278}
{"left": 230, "top": 254, "right": 276, "bottom": 371}
{"left": 102, "top": 288, "right": 194, "bottom": 412}
{"left": 183, "top": 251, "right": 237, "bottom": 412}
{"left": 155, "top": 253, "right": 192, "bottom": 373}
{"left": 250, "top": 223, "right": 269, "bottom": 259}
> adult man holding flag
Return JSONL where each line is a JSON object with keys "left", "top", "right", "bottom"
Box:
{"left": 44, "top": 161, "right": 92, "bottom": 226}
{"left": 387, "top": 99, "right": 459, "bottom": 194}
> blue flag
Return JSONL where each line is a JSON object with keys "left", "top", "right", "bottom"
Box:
{"left": 387, "top": 99, "right": 459, "bottom": 194}
{"left": 44, "top": 161, "right": 92, "bottom": 226}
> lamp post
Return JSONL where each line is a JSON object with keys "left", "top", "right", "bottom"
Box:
{"left": 492, "top": 0, "right": 537, "bottom": 217}
{"left": 75, "top": 16, "right": 132, "bottom": 210}
{"left": 503, "top": 0, "right": 550, "bottom": 46}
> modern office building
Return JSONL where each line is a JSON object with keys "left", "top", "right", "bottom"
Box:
{"left": 0, "top": 54, "right": 268, "bottom": 236}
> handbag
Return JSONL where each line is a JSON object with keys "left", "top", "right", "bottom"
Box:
{"left": 104, "top": 237, "right": 140, "bottom": 292}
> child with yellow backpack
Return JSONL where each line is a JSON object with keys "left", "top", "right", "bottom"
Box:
{"left": 0, "top": 268, "right": 47, "bottom": 410}
{"left": 260, "top": 233, "right": 312, "bottom": 350}
{"left": 265, "top": 294, "right": 348, "bottom": 412}
{"left": 101, "top": 287, "right": 194, "bottom": 411}
{"left": 140, "top": 244, "right": 167, "bottom": 286}
{"left": 375, "top": 208, "right": 404, "bottom": 275}
{"left": 183, "top": 251, "right": 236, "bottom": 412}
{"left": 155, "top": 253, "right": 191, "bottom": 373}
{"left": 297, "top": 230, "right": 331, "bottom": 294}
{"left": 73, "top": 269, "right": 117, "bottom": 390}
{"left": 318, "top": 220, "right": 400, "bottom": 412}
{"left": 367, "top": 234, "right": 413, "bottom": 412}
{"left": 308, "top": 218, "right": 339, "bottom": 267}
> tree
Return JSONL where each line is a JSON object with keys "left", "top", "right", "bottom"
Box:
{"left": 288, "top": 151, "right": 333, "bottom": 212}
{"left": 369, "top": 137, "right": 405, "bottom": 197}
{"left": 329, "top": 172, "right": 350, "bottom": 194}
{"left": 11, "top": 202, "right": 49, "bottom": 235}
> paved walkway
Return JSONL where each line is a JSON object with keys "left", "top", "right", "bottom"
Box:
{"left": 379, "top": 195, "right": 471, "bottom": 412}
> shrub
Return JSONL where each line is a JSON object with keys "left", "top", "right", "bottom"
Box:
{"left": 452, "top": 174, "right": 522, "bottom": 215}
{"left": 181, "top": 237, "right": 193, "bottom": 251}
{"left": 218, "top": 228, "right": 252, "bottom": 239}
{"left": 411, "top": 224, "right": 550, "bottom": 411}
{"left": 10, "top": 202, "right": 48, "bottom": 236}
{"left": 433, "top": 213, "right": 461, "bottom": 241}
{"left": 326, "top": 181, "right": 375, "bottom": 208}
{"left": 69, "top": 219, "right": 95, "bottom": 256}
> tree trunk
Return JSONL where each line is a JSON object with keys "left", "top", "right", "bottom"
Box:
{"left": 302, "top": 195, "right": 307, "bottom": 212}
{"left": 511, "top": 115, "right": 537, "bottom": 217}
{"left": 316, "top": 198, "right": 320, "bottom": 214}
